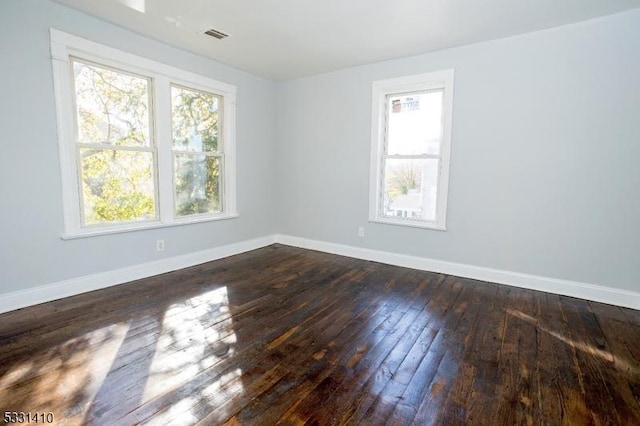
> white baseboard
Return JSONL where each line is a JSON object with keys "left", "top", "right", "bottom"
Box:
{"left": 274, "top": 234, "right": 640, "bottom": 311}
{"left": 2, "top": 233, "right": 637, "bottom": 314}
{"left": 0, "top": 235, "right": 277, "bottom": 315}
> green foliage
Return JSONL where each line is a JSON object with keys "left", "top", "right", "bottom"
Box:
{"left": 386, "top": 162, "right": 420, "bottom": 201}
{"left": 171, "top": 86, "right": 219, "bottom": 152}
{"left": 81, "top": 149, "right": 155, "bottom": 224}
{"left": 74, "top": 61, "right": 149, "bottom": 147}
{"left": 74, "top": 61, "right": 156, "bottom": 225}
{"left": 74, "top": 62, "right": 223, "bottom": 224}
{"left": 174, "top": 156, "right": 220, "bottom": 216}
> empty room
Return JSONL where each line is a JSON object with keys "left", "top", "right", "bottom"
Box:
{"left": 1, "top": 0, "right": 640, "bottom": 424}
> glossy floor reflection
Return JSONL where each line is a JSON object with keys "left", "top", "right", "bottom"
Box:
{"left": 0, "top": 245, "right": 639, "bottom": 425}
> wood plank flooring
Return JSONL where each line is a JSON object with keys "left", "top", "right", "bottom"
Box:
{"left": 0, "top": 244, "right": 639, "bottom": 425}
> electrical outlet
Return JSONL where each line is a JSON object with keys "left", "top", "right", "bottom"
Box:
{"left": 358, "top": 227, "right": 365, "bottom": 238}
{"left": 156, "top": 239, "right": 165, "bottom": 252}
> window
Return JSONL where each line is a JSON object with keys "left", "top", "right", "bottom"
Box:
{"left": 51, "top": 30, "right": 237, "bottom": 238}
{"left": 369, "top": 70, "right": 454, "bottom": 230}
{"left": 171, "top": 85, "right": 224, "bottom": 217}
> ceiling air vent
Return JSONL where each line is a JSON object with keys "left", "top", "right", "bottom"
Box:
{"left": 204, "top": 28, "right": 229, "bottom": 40}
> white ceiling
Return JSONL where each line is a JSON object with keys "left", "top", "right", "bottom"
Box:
{"left": 51, "top": 0, "right": 640, "bottom": 81}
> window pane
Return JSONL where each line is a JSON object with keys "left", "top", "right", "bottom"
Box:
{"left": 383, "top": 158, "right": 439, "bottom": 222}
{"left": 73, "top": 60, "right": 150, "bottom": 147}
{"left": 171, "top": 86, "right": 220, "bottom": 153}
{"left": 387, "top": 91, "right": 443, "bottom": 155}
{"left": 80, "top": 148, "right": 156, "bottom": 225}
{"left": 174, "top": 154, "right": 221, "bottom": 216}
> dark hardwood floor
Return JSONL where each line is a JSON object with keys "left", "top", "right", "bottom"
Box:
{"left": 1, "top": 244, "right": 639, "bottom": 425}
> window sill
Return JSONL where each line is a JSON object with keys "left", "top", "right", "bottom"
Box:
{"left": 369, "top": 217, "right": 447, "bottom": 231}
{"left": 61, "top": 213, "right": 239, "bottom": 240}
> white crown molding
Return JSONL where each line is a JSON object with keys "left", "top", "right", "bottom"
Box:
{"left": 0, "top": 235, "right": 276, "bottom": 315}
{"left": 274, "top": 234, "right": 640, "bottom": 311}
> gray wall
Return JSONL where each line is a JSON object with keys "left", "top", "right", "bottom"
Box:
{"left": 0, "top": 0, "right": 277, "bottom": 294}
{"left": 1, "top": 1, "right": 638, "bottom": 299}
{"left": 276, "top": 10, "right": 640, "bottom": 293}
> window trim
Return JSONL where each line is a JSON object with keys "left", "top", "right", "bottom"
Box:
{"left": 369, "top": 69, "right": 455, "bottom": 231}
{"left": 50, "top": 29, "right": 237, "bottom": 239}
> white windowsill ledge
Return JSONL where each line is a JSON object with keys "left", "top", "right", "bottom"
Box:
{"left": 369, "top": 217, "right": 447, "bottom": 231}
{"left": 61, "top": 213, "right": 239, "bottom": 240}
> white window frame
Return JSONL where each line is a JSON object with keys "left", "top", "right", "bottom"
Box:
{"left": 369, "top": 69, "right": 455, "bottom": 230}
{"left": 50, "top": 29, "right": 237, "bottom": 239}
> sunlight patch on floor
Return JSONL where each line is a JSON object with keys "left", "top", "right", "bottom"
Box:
{"left": 0, "top": 323, "right": 129, "bottom": 424}
{"left": 144, "top": 398, "right": 199, "bottom": 426}
{"left": 142, "top": 287, "right": 243, "bottom": 405}
{"left": 506, "top": 308, "right": 638, "bottom": 374}
{"left": 202, "top": 367, "right": 245, "bottom": 404}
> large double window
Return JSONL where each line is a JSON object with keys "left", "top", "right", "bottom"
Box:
{"left": 369, "top": 70, "right": 455, "bottom": 230}
{"left": 51, "top": 30, "right": 237, "bottom": 238}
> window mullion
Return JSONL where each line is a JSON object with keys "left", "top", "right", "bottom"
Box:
{"left": 384, "top": 154, "right": 441, "bottom": 160}
{"left": 172, "top": 151, "right": 222, "bottom": 158}
{"left": 155, "top": 75, "right": 174, "bottom": 223}
{"left": 76, "top": 143, "right": 155, "bottom": 153}
{"left": 221, "top": 93, "right": 235, "bottom": 215}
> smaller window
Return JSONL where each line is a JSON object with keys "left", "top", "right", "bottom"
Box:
{"left": 171, "top": 85, "right": 224, "bottom": 217}
{"left": 369, "top": 70, "right": 455, "bottom": 230}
